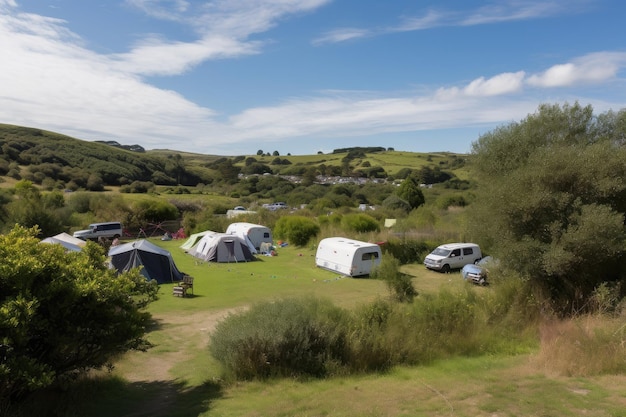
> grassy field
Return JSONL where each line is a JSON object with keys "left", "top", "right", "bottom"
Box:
{"left": 34, "top": 237, "right": 624, "bottom": 417}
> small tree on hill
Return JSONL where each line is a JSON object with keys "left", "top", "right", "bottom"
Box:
{"left": 395, "top": 175, "right": 425, "bottom": 210}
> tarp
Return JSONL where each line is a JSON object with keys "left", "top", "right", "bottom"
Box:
{"left": 108, "top": 239, "right": 185, "bottom": 284}
{"left": 180, "top": 230, "right": 211, "bottom": 251}
{"left": 190, "top": 232, "right": 254, "bottom": 263}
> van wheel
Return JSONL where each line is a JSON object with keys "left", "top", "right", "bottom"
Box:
{"left": 441, "top": 264, "right": 450, "bottom": 273}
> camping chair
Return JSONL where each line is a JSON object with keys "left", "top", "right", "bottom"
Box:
{"left": 179, "top": 275, "right": 194, "bottom": 295}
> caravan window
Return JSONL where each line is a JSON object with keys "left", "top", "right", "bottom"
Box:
{"left": 361, "top": 251, "right": 379, "bottom": 261}
{"left": 263, "top": 232, "right": 270, "bottom": 238}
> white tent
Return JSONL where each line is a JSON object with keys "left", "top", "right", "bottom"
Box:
{"left": 225, "top": 222, "right": 273, "bottom": 254}
{"left": 180, "top": 230, "right": 211, "bottom": 251}
{"left": 40, "top": 236, "right": 83, "bottom": 252}
{"left": 47, "top": 232, "right": 86, "bottom": 247}
{"left": 190, "top": 232, "right": 254, "bottom": 263}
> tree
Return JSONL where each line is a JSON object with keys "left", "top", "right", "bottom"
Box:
{"left": 0, "top": 225, "right": 158, "bottom": 400}
{"left": 469, "top": 103, "right": 626, "bottom": 314}
{"left": 395, "top": 176, "right": 425, "bottom": 210}
{"left": 256, "top": 149, "right": 264, "bottom": 156}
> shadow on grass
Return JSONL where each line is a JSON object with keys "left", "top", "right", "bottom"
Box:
{"left": 11, "top": 376, "right": 223, "bottom": 417}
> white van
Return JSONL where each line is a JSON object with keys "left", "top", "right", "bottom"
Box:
{"left": 73, "top": 222, "right": 123, "bottom": 241}
{"left": 424, "top": 243, "right": 482, "bottom": 273}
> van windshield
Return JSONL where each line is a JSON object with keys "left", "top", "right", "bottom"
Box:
{"left": 431, "top": 248, "right": 451, "bottom": 257}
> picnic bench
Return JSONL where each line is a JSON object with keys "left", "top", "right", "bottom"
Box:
{"left": 173, "top": 275, "right": 194, "bottom": 297}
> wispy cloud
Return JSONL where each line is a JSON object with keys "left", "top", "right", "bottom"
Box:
{"left": 314, "top": 0, "right": 591, "bottom": 45}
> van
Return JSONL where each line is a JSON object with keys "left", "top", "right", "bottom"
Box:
{"left": 73, "top": 222, "right": 123, "bottom": 241}
{"left": 424, "top": 243, "right": 482, "bottom": 273}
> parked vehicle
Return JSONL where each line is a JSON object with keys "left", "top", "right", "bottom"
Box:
{"left": 461, "top": 256, "right": 494, "bottom": 285}
{"left": 73, "top": 222, "right": 123, "bottom": 241}
{"left": 424, "top": 243, "right": 482, "bottom": 273}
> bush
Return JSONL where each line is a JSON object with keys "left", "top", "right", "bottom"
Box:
{"left": 382, "top": 238, "right": 431, "bottom": 264}
{"left": 0, "top": 225, "right": 158, "bottom": 401}
{"left": 370, "top": 254, "right": 417, "bottom": 302}
{"left": 274, "top": 215, "right": 320, "bottom": 246}
{"left": 340, "top": 213, "right": 380, "bottom": 233}
{"left": 209, "top": 297, "right": 350, "bottom": 380}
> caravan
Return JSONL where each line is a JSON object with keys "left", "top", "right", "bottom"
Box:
{"left": 315, "top": 237, "right": 382, "bottom": 277}
{"left": 225, "top": 222, "right": 273, "bottom": 253}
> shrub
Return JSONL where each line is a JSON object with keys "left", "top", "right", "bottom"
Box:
{"left": 274, "top": 215, "right": 320, "bottom": 246}
{"left": 209, "top": 297, "right": 350, "bottom": 380}
{"left": 0, "top": 225, "right": 158, "bottom": 401}
{"left": 340, "top": 213, "right": 380, "bottom": 233}
{"left": 382, "top": 238, "right": 431, "bottom": 264}
{"left": 370, "top": 254, "right": 417, "bottom": 302}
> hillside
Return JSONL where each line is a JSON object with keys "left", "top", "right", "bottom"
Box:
{"left": 0, "top": 123, "right": 471, "bottom": 190}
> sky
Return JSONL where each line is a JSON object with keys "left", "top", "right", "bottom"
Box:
{"left": 1, "top": 0, "right": 626, "bottom": 156}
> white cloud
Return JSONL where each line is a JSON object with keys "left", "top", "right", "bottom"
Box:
{"left": 527, "top": 52, "right": 626, "bottom": 87}
{"left": 464, "top": 72, "right": 526, "bottom": 96}
{"left": 312, "top": 28, "right": 369, "bottom": 45}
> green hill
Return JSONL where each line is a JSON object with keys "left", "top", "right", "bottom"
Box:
{"left": 0, "top": 123, "right": 471, "bottom": 190}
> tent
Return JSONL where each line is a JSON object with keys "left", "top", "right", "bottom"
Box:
{"left": 50, "top": 232, "right": 87, "bottom": 247}
{"left": 40, "top": 236, "right": 83, "bottom": 252}
{"left": 180, "top": 230, "right": 211, "bottom": 251}
{"left": 108, "top": 239, "right": 185, "bottom": 284}
{"left": 190, "top": 232, "right": 254, "bottom": 263}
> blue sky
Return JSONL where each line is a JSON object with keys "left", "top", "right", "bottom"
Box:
{"left": 1, "top": 0, "right": 625, "bottom": 156}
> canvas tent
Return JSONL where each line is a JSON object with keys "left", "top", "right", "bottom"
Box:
{"left": 190, "top": 232, "right": 254, "bottom": 263}
{"left": 180, "top": 230, "right": 211, "bottom": 251}
{"left": 41, "top": 232, "right": 86, "bottom": 252}
{"left": 108, "top": 239, "right": 185, "bottom": 284}
{"left": 225, "top": 222, "right": 273, "bottom": 254}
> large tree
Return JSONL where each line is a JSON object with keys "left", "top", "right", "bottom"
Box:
{"left": 469, "top": 103, "right": 626, "bottom": 313}
{"left": 0, "top": 226, "right": 158, "bottom": 400}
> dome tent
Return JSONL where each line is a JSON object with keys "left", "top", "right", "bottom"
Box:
{"left": 108, "top": 239, "right": 185, "bottom": 284}
{"left": 190, "top": 232, "right": 254, "bottom": 263}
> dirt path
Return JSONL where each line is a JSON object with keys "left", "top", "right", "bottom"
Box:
{"left": 117, "top": 307, "right": 244, "bottom": 417}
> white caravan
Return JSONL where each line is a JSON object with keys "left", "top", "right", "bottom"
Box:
{"left": 225, "top": 222, "right": 273, "bottom": 253}
{"left": 423, "top": 242, "right": 482, "bottom": 273}
{"left": 315, "top": 237, "right": 382, "bottom": 277}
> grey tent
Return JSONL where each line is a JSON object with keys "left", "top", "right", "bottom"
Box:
{"left": 108, "top": 239, "right": 185, "bottom": 284}
{"left": 190, "top": 232, "right": 254, "bottom": 263}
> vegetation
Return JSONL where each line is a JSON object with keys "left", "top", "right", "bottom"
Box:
{"left": 470, "top": 102, "right": 626, "bottom": 315}
{"left": 0, "top": 225, "right": 158, "bottom": 401}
